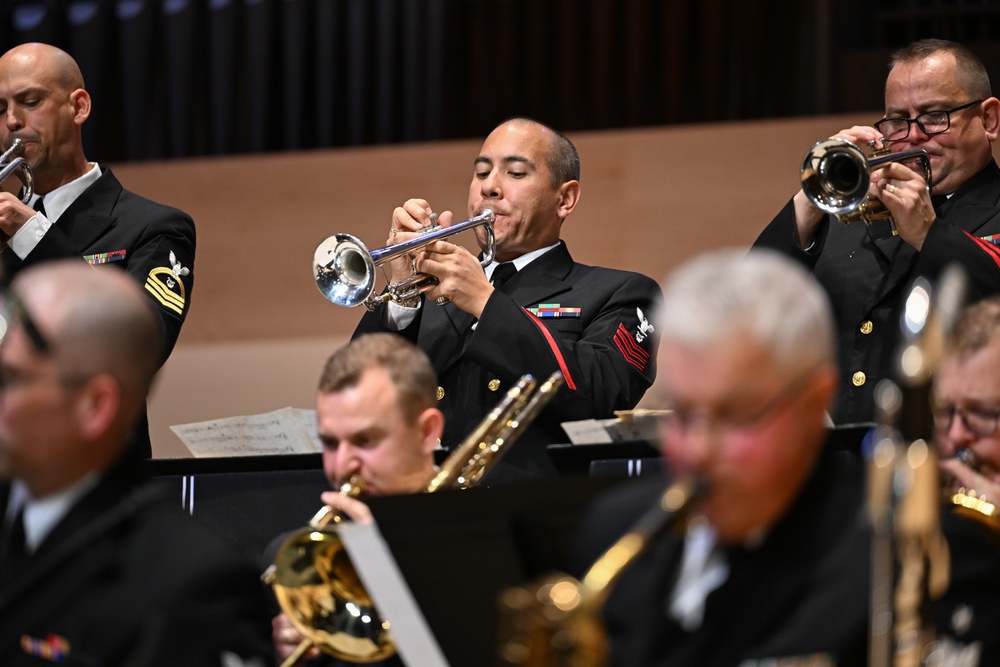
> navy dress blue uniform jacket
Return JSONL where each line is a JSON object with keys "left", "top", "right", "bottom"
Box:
{"left": 354, "top": 241, "right": 661, "bottom": 483}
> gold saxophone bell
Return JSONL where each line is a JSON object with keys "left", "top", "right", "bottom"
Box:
{"left": 313, "top": 208, "right": 495, "bottom": 310}
{"left": 800, "top": 138, "right": 931, "bottom": 236}
{"left": 497, "top": 476, "right": 707, "bottom": 667}
{"left": 266, "top": 371, "right": 564, "bottom": 665}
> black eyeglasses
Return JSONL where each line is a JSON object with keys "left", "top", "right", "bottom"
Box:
{"left": 931, "top": 404, "right": 1000, "bottom": 438}
{"left": 874, "top": 100, "right": 982, "bottom": 142}
{"left": 0, "top": 290, "right": 50, "bottom": 355}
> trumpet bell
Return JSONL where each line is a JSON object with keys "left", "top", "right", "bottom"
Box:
{"left": 270, "top": 526, "right": 395, "bottom": 663}
{"left": 800, "top": 138, "right": 931, "bottom": 233}
{"left": 314, "top": 233, "right": 377, "bottom": 308}
{"left": 801, "top": 138, "right": 872, "bottom": 216}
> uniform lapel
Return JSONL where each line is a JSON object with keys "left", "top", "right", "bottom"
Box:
{"left": 53, "top": 168, "right": 122, "bottom": 252}
{"left": 423, "top": 243, "right": 574, "bottom": 376}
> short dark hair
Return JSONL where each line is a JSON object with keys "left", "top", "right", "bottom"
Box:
{"left": 947, "top": 296, "right": 1000, "bottom": 357}
{"left": 890, "top": 39, "right": 992, "bottom": 100}
{"left": 502, "top": 117, "right": 581, "bottom": 186}
{"left": 318, "top": 333, "right": 437, "bottom": 424}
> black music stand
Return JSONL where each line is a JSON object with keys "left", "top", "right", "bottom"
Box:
{"left": 364, "top": 474, "right": 625, "bottom": 667}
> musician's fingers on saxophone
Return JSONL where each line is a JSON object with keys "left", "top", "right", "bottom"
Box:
{"left": 319, "top": 490, "right": 375, "bottom": 525}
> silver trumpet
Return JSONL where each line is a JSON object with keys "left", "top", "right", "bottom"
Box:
{"left": 801, "top": 138, "right": 931, "bottom": 236}
{"left": 0, "top": 139, "right": 33, "bottom": 204}
{"left": 313, "top": 208, "right": 495, "bottom": 310}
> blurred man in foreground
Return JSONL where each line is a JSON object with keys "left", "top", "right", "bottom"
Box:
{"left": 0, "top": 261, "right": 271, "bottom": 666}
{"left": 577, "top": 248, "right": 868, "bottom": 665}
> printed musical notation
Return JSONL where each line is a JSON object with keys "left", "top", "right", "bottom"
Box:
{"left": 170, "top": 407, "right": 321, "bottom": 457}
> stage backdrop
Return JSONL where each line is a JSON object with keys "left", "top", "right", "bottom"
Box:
{"left": 111, "top": 112, "right": 963, "bottom": 458}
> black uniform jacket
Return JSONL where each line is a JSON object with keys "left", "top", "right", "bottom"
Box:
{"left": 354, "top": 241, "right": 662, "bottom": 483}
{"left": 0, "top": 454, "right": 274, "bottom": 667}
{"left": 754, "top": 161, "right": 1000, "bottom": 425}
{"left": 5, "top": 167, "right": 196, "bottom": 457}
{"left": 6, "top": 167, "right": 196, "bottom": 363}
{"left": 575, "top": 447, "right": 870, "bottom": 667}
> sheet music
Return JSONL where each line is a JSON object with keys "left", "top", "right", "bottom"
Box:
{"left": 169, "top": 407, "right": 321, "bottom": 457}
{"left": 339, "top": 522, "right": 450, "bottom": 667}
{"left": 561, "top": 410, "right": 666, "bottom": 445}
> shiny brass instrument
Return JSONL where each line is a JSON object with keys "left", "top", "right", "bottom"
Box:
{"left": 497, "top": 476, "right": 706, "bottom": 667}
{"left": 0, "top": 139, "right": 33, "bottom": 204}
{"left": 947, "top": 447, "right": 1000, "bottom": 532}
{"left": 801, "top": 138, "right": 931, "bottom": 236}
{"left": 265, "top": 371, "right": 563, "bottom": 666}
{"left": 313, "top": 208, "right": 495, "bottom": 310}
{"left": 869, "top": 266, "right": 966, "bottom": 667}
{"left": 263, "top": 476, "right": 391, "bottom": 666}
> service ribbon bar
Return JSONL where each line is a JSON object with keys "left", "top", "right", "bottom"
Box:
{"left": 980, "top": 234, "right": 1000, "bottom": 246}
{"left": 84, "top": 249, "right": 128, "bottom": 265}
{"left": 528, "top": 303, "right": 582, "bottom": 318}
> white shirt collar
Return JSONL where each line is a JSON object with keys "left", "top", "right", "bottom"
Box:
{"left": 8, "top": 474, "right": 100, "bottom": 553}
{"left": 485, "top": 241, "right": 560, "bottom": 280}
{"left": 31, "top": 163, "right": 102, "bottom": 223}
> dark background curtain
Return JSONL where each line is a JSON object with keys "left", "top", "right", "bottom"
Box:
{"left": 2, "top": 0, "right": 999, "bottom": 163}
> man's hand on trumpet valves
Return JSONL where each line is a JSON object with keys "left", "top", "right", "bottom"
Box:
{"left": 418, "top": 239, "right": 495, "bottom": 319}
{"left": 384, "top": 199, "right": 451, "bottom": 286}
{"left": 870, "top": 160, "right": 937, "bottom": 250}
{"left": 0, "top": 190, "right": 38, "bottom": 238}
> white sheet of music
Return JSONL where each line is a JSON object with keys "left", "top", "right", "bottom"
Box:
{"left": 339, "top": 521, "right": 450, "bottom": 667}
{"left": 169, "top": 407, "right": 321, "bottom": 456}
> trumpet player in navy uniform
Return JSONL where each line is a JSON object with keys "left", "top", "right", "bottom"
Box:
{"left": 0, "top": 262, "right": 273, "bottom": 667}
{"left": 754, "top": 39, "right": 1000, "bottom": 426}
{"left": 354, "top": 117, "right": 661, "bottom": 482}
{"left": 576, "top": 249, "right": 871, "bottom": 666}
{"left": 927, "top": 296, "right": 1000, "bottom": 664}
{"left": 0, "top": 43, "right": 195, "bottom": 457}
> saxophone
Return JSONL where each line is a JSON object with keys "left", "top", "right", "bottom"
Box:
{"left": 497, "top": 476, "right": 706, "bottom": 667}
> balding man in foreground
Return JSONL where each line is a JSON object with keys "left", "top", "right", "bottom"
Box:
{"left": 0, "top": 262, "right": 272, "bottom": 667}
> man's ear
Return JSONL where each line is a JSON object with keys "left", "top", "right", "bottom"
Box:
{"left": 980, "top": 97, "right": 1000, "bottom": 142}
{"left": 556, "top": 180, "right": 581, "bottom": 220}
{"left": 70, "top": 89, "right": 91, "bottom": 127}
{"left": 417, "top": 407, "right": 445, "bottom": 456}
{"left": 74, "top": 374, "right": 120, "bottom": 441}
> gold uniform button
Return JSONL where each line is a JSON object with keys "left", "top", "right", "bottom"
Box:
{"left": 436, "top": 386, "right": 445, "bottom": 401}
{"left": 852, "top": 371, "right": 866, "bottom": 387}
{"left": 488, "top": 379, "right": 501, "bottom": 392}
{"left": 860, "top": 320, "right": 873, "bottom": 335}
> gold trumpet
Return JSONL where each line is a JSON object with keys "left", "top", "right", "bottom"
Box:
{"left": 265, "top": 371, "right": 563, "bottom": 666}
{"left": 800, "top": 138, "right": 931, "bottom": 236}
{"left": 497, "top": 476, "right": 706, "bottom": 667}
{"left": 313, "top": 208, "right": 495, "bottom": 310}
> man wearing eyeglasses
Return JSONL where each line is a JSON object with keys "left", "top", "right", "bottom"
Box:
{"left": 575, "top": 249, "right": 870, "bottom": 665}
{"left": 0, "top": 262, "right": 273, "bottom": 666}
{"left": 755, "top": 38, "right": 1000, "bottom": 426}
{"left": 926, "top": 297, "right": 1000, "bottom": 664}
